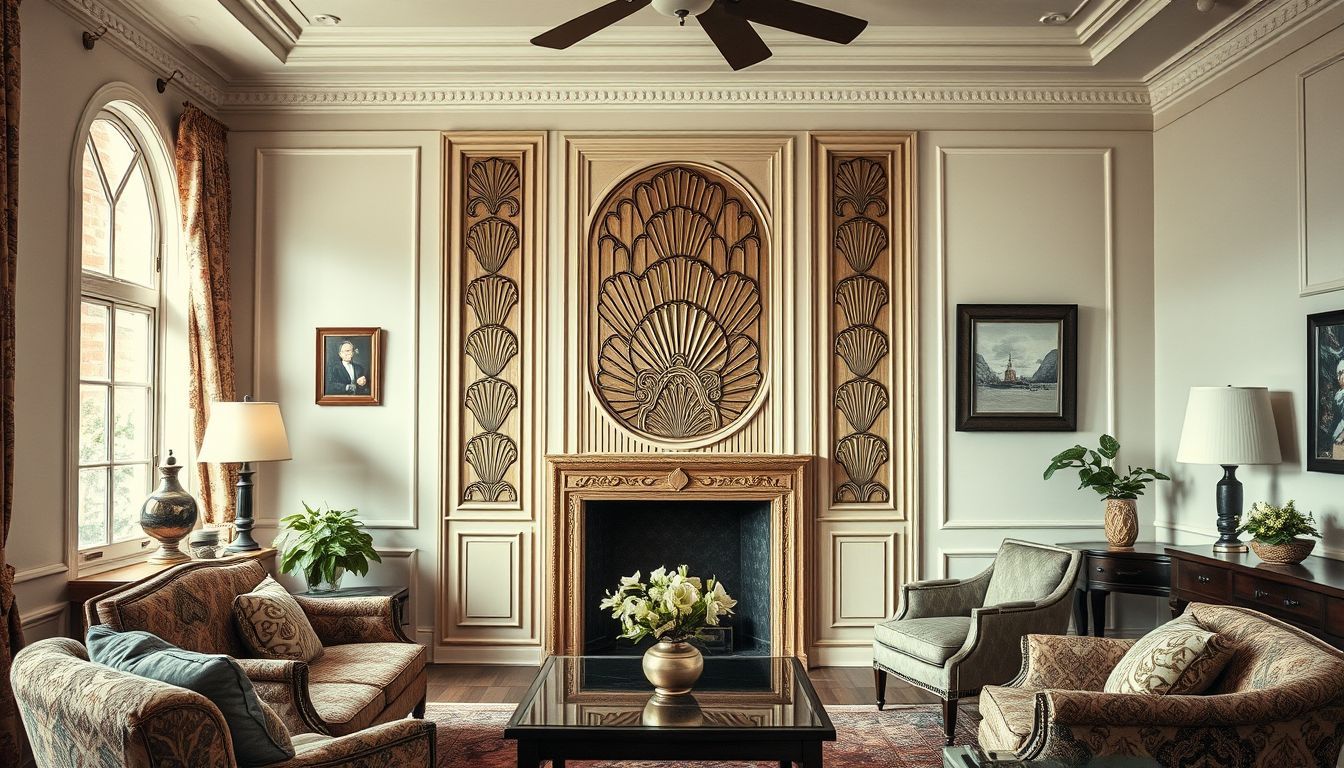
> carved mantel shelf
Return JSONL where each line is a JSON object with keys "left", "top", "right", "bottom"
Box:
{"left": 545, "top": 454, "right": 813, "bottom": 663}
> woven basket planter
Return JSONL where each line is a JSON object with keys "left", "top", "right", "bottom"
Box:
{"left": 1249, "top": 538, "right": 1315, "bottom": 565}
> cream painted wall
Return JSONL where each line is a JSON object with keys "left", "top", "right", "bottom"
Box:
{"left": 1155, "top": 23, "right": 1344, "bottom": 558}
{"left": 13, "top": 0, "right": 184, "bottom": 640}
{"left": 230, "top": 113, "right": 1157, "bottom": 664}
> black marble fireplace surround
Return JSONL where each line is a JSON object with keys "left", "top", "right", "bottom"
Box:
{"left": 582, "top": 499, "right": 772, "bottom": 656}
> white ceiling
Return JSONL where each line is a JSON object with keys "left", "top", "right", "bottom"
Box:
{"left": 107, "top": 0, "right": 1252, "bottom": 87}
{"left": 288, "top": 0, "right": 1086, "bottom": 29}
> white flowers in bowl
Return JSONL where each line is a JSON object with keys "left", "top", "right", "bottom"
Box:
{"left": 600, "top": 565, "right": 738, "bottom": 644}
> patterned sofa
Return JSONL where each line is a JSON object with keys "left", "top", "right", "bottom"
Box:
{"left": 84, "top": 558, "right": 427, "bottom": 737}
{"left": 11, "top": 638, "right": 435, "bottom": 767}
{"left": 978, "top": 603, "right": 1344, "bottom": 767}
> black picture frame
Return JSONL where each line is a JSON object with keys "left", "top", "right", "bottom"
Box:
{"left": 1307, "top": 309, "right": 1344, "bottom": 474}
{"left": 955, "top": 304, "right": 1078, "bottom": 432}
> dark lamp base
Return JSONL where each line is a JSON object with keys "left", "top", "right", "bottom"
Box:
{"left": 1213, "top": 541, "right": 1248, "bottom": 554}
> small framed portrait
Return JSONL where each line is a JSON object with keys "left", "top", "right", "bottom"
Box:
{"left": 956, "top": 304, "right": 1078, "bottom": 432}
{"left": 316, "top": 327, "right": 382, "bottom": 406}
{"left": 1307, "top": 309, "right": 1344, "bottom": 473}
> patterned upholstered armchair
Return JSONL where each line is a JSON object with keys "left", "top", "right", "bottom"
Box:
{"left": 978, "top": 604, "right": 1344, "bottom": 767}
{"left": 872, "top": 538, "right": 1081, "bottom": 744}
{"left": 11, "top": 638, "right": 436, "bottom": 768}
{"left": 85, "top": 558, "right": 426, "bottom": 737}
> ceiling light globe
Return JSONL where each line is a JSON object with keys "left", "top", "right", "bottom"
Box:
{"left": 651, "top": 0, "right": 715, "bottom": 18}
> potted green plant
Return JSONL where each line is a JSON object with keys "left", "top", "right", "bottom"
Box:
{"left": 1237, "top": 500, "right": 1321, "bottom": 564}
{"left": 1043, "top": 434, "right": 1170, "bottom": 549}
{"left": 276, "top": 502, "right": 382, "bottom": 592}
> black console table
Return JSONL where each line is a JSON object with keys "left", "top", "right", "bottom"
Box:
{"left": 1060, "top": 542, "right": 1171, "bottom": 637}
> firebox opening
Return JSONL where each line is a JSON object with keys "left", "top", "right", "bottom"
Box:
{"left": 583, "top": 499, "right": 772, "bottom": 657}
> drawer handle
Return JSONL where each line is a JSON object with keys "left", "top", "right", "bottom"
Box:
{"left": 1116, "top": 570, "right": 1142, "bottom": 577}
{"left": 1196, "top": 575, "right": 1212, "bottom": 583}
{"left": 1096, "top": 566, "right": 1105, "bottom": 572}
{"left": 1284, "top": 599, "right": 1301, "bottom": 608}
{"left": 1254, "top": 589, "right": 1270, "bottom": 599}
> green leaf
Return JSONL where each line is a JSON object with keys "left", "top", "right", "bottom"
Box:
{"left": 1099, "top": 434, "right": 1120, "bottom": 459}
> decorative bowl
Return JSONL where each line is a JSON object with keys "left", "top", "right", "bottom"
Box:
{"left": 1250, "top": 537, "right": 1315, "bottom": 565}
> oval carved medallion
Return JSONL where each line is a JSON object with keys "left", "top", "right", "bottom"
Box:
{"left": 589, "top": 164, "right": 768, "bottom": 443}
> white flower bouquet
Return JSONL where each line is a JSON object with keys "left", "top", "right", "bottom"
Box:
{"left": 600, "top": 565, "right": 738, "bottom": 644}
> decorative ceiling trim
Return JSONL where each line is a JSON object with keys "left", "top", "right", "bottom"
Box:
{"left": 218, "top": 84, "right": 1152, "bottom": 112}
{"left": 53, "top": 0, "right": 225, "bottom": 107}
{"left": 217, "top": 0, "right": 304, "bottom": 62}
{"left": 1148, "top": 0, "right": 1343, "bottom": 114}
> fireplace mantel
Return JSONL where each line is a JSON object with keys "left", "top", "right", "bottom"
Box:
{"left": 545, "top": 454, "right": 813, "bottom": 663}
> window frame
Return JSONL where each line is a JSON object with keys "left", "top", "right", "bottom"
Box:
{"left": 67, "top": 88, "right": 187, "bottom": 575}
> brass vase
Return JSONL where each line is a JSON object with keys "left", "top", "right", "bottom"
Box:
{"left": 139, "top": 451, "right": 199, "bottom": 564}
{"left": 642, "top": 640, "right": 703, "bottom": 696}
{"left": 1104, "top": 498, "right": 1138, "bottom": 549}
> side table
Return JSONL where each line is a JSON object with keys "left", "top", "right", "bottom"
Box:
{"left": 69, "top": 547, "right": 277, "bottom": 638}
{"left": 1058, "top": 542, "right": 1170, "bottom": 637}
{"left": 296, "top": 585, "right": 410, "bottom": 628}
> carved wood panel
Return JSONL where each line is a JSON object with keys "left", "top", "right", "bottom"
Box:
{"left": 588, "top": 164, "right": 769, "bottom": 445}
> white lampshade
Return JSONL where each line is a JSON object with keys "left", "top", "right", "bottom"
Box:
{"left": 197, "top": 401, "right": 292, "bottom": 463}
{"left": 1176, "top": 386, "right": 1281, "bottom": 465}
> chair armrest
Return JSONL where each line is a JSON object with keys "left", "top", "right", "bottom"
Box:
{"left": 1043, "top": 688, "right": 1322, "bottom": 728}
{"left": 946, "top": 586, "right": 1076, "bottom": 691}
{"left": 281, "top": 719, "right": 436, "bottom": 767}
{"left": 295, "top": 594, "right": 412, "bottom": 644}
{"left": 1013, "top": 633, "right": 1134, "bottom": 690}
{"left": 234, "top": 658, "right": 329, "bottom": 736}
{"left": 894, "top": 569, "right": 992, "bottom": 621}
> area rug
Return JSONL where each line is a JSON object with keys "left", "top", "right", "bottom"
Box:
{"left": 429, "top": 703, "right": 981, "bottom": 767}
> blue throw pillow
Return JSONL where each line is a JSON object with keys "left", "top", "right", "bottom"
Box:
{"left": 87, "top": 624, "right": 295, "bottom": 766}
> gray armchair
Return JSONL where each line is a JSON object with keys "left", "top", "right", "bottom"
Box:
{"left": 872, "top": 538, "right": 1081, "bottom": 744}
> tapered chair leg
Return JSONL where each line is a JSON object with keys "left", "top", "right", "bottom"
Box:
{"left": 941, "top": 697, "right": 958, "bottom": 745}
{"left": 873, "top": 667, "right": 887, "bottom": 711}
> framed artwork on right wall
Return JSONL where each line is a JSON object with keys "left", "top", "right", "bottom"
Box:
{"left": 1307, "top": 308, "right": 1344, "bottom": 473}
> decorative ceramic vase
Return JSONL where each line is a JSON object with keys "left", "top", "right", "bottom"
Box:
{"left": 188, "top": 528, "right": 221, "bottom": 559}
{"left": 305, "top": 567, "right": 346, "bottom": 594}
{"left": 642, "top": 693, "right": 704, "bottom": 727}
{"left": 1104, "top": 498, "right": 1138, "bottom": 549}
{"left": 139, "top": 451, "right": 199, "bottom": 564}
{"left": 642, "top": 640, "right": 704, "bottom": 696}
{"left": 1250, "top": 538, "right": 1315, "bottom": 565}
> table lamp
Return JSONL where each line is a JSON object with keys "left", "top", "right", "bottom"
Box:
{"left": 1176, "top": 386, "right": 1281, "bottom": 553}
{"left": 197, "top": 398, "right": 292, "bottom": 553}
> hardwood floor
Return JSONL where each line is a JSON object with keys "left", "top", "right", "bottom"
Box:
{"left": 426, "top": 664, "right": 937, "bottom": 707}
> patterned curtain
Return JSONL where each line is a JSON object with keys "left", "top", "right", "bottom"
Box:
{"left": 0, "top": 1, "right": 23, "bottom": 761}
{"left": 176, "top": 104, "right": 238, "bottom": 523}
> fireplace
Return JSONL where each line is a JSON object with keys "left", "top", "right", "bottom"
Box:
{"left": 545, "top": 454, "right": 812, "bottom": 662}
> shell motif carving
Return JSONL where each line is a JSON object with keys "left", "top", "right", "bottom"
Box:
{"left": 464, "top": 432, "right": 518, "bottom": 502}
{"left": 835, "top": 324, "right": 889, "bottom": 378}
{"left": 465, "top": 275, "right": 520, "bottom": 327}
{"left": 834, "top": 217, "right": 889, "bottom": 274}
{"left": 466, "top": 218, "right": 521, "bottom": 275}
{"left": 834, "top": 377, "right": 889, "bottom": 433}
{"left": 467, "top": 157, "right": 522, "bottom": 216}
{"left": 465, "top": 378, "right": 518, "bottom": 432}
{"left": 591, "top": 165, "right": 767, "bottom": 442}
{"left": 465, "top": 325, "right": 519, "bottom": 377}
{"left": 834, "top": 274, "right": 888, "bottom": 327}
{"left": 834, "top": 157, "right": 889, "bottom": 217}
{"left": 835, "top": 433, "right": 890, "bottom": 502}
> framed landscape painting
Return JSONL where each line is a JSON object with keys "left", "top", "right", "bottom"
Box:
{"left": 1308, "top": 309, "right": 1344, "bottom": 473}
{"left": 316, "top": 327, "right": 383, "bottom": 406}
{"left": 956, "top": 304, "right": 1078, "bottom": 431}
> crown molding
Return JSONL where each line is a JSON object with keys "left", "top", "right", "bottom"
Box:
{"left": 218, "top": 82, "right": 1152, "bottom": 113}
{"left": 52, "top": 0, "right": 225, "bottom": 107}
{"left": 217, "top": 0, "right": 304, "bottom": 62}
{"left": 1147, "top": 0, "right": 1344, "bottom": 115}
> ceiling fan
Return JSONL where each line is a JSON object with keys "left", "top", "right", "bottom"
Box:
{"left": 531, "top": 0, "right": 869, "bottom": 71}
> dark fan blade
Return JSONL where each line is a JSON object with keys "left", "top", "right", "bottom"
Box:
{"left": 724, "top": 0, "right": 868, "bottom": 44}
{"left": 698, "top": 3, "right": 772, "bottom": 70}
{"left": 531, "top": 0, "right": 652, "bottom": 49}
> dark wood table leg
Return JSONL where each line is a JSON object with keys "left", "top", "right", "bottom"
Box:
{"left": 515, "top": 740, "right": 538, "bottom": 768}
{"left": 874, "top": 667, "right": 887, "bottom": 710}
{"left": 780, "top": 762, "right": 792, "bottom": 768}
{"left": 1089, "top": 589, "right": 1108, "bottom": 638}
{"left": 1073, "top": 587, "right": 1089, "bottom": 635}
{"left": 802, "top": 740, "right": 823, "bottom": 768}
{"left": 552, "top": 761, "right": 564, "bottom": 768}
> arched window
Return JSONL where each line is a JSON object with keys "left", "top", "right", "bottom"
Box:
{"left": 76, "top": 109, "right": 165, "bottom": 558}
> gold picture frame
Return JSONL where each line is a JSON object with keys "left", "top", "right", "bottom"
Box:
{"left": 316, "top": 327, "right": 382, "bottom": 406}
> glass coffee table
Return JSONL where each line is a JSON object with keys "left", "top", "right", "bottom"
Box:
{"left": 506, "top": 655, "right": 836, "bottom": 767}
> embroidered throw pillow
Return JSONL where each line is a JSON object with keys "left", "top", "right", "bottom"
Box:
{"left": 1104, "top": 615, "right": 1235, "bottom": 695}
{"left": 233, "top": 576, "right": 324, "bottom": 663}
